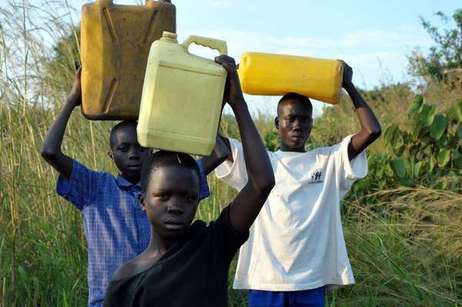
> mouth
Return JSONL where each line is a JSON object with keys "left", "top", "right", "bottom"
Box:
{"left": 164, "top": 220, "right": 185, "bottom": 230}
{"left": 290, "top": 133, "right": 305, "bottom": 140}
{"left": 127, "top": 164, "right": 141, "bottom": 170}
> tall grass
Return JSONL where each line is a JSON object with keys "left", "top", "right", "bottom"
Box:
{"left": 1, "top": 1, "right": 461, "bottom": 306}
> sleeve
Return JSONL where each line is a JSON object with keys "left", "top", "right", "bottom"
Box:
{"left": 211, "top": 206, "right": 249, "bottom": 263}
{"left": 331, "top": 134, "right": 368, "bottom": 190}
{"left": 214, "top": 138, "right": 248, "bottom": 191}
{"left": 195, "top": 159, "right": 210, "bottom": 200}
{"left": 56, "top": 159, "right": 100, "bottom": 211}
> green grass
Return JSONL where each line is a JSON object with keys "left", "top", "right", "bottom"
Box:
{"left": 2, "top": 96, "right": 461, "bottom": 307}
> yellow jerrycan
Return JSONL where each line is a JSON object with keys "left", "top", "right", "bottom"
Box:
{"left": 137, "top": 31, "right": 227, "bottom": 156}
{"left": 80, "top": 0, "right": 176, "bottom": 120}
{"left": 238, "top": 52, "right": 344, "bottom": 104}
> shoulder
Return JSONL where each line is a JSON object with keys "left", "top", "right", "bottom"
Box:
{"left": 209, "top": 206, "right": 249, "bottom": 242}
{"left": 111, "top": 255, "right": 154, "bottom": 282}
{"left": 70, "top": 159, "right": 113, "bottom": 179}
{"left": 307, "top": 142, "right": 343, "bottom": 159}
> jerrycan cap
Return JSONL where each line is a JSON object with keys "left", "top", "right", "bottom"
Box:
{"left": 161, "top": 31, "right": 178, "bottom": 43}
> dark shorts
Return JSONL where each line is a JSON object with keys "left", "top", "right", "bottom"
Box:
{"left": 248, "top": 287, "right": 325, "bottom": 307}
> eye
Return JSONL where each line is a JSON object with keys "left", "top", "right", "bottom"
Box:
{"left": 186, "top": 194, "right": 198, "bottom": 202}
{"left": 117, "top": 145, "right": 128, "bottom": 152}
{"left": 154, "top": 193, "right": 170, "bottom": 201}
{"left": 136, "top": 143, "right": 148, "bottom": 152}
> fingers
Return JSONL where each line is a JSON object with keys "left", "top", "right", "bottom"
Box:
{"left": 215, "top": 55, "right": 237, "bottom": 73}
{"left": 75, "top": 67, "right": 82, "bottom": 82}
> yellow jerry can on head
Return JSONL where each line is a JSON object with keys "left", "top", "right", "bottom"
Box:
{"left": 238, "top": 52, "right": 344, "bottom": 104}
{"left": 137, "top": 32, "right": 227, "bottom": 156}
{"left": 80, "top": 0, "right": 176, "bottom": 120}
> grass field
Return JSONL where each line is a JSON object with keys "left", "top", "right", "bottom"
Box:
{"left": 2, "top": 102, "right": 460, "bottom": 307}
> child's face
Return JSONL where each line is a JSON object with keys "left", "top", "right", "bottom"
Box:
{"left": 142, "top": 166, "right": 200, "bottom": 238}
{"left": 110, "top": 125, "right": 150, "bottom": 183}
{"left": 276, "top": 99, "right": 313, "bottom": 152}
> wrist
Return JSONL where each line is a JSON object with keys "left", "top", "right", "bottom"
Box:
{"left": 230, "top": 98, "right": 247, "bottom": 112}
{"left": 343, "top": 82, "right": 355, "bottom": 92}
{"left": 65, "top": 95, "right": 79, "bottom": 107}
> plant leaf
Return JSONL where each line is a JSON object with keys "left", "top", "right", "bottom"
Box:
{"left": 430, "top": 114, "right": 448, "bottom": 140}
{"left": 391, "top": 159, "right": 407, "bottom": 178}
{"left": 437, "top": 148, "right": 451, "bottom": 167}
{"left": 420, "top": 104, "right": 437, "bottom": 127}
{"left": 457, "top": 124, "right": 462, "bottom": 139}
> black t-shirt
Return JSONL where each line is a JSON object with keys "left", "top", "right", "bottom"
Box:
{"left": 104, "top": 206, "right": 249, "bottom": 307}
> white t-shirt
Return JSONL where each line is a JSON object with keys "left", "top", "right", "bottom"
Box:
{"left": 215, "top": 135, "right": 368, "bottom": 291}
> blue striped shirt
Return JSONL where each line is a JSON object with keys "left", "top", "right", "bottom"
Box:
{"left": 57, "top": 159, "right": 210, "bottom": 307}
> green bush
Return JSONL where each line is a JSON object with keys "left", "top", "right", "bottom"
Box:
{"left": 384, "top": 96, "right": 461, "bottom": 188}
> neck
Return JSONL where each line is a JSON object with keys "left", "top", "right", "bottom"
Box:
{"left": 120, "top": 173, "right": 139, "bottom": 184}
{"left": 146, "top": 227, "right": 180, "bottom": 256}
{"left": 279, "top": 143, "right": 306, "bottom": 153}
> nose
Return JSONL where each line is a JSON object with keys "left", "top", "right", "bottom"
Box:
{"left": 166, "top": 203, "right": 184, "bottom": 215}
{"left": 128, "top": 146, "right": 141, "bottom": 160}
{"left": 292, "top": 119, "right": 303, "bottom": 130}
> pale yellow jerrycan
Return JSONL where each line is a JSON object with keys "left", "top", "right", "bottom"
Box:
{"left": 137, "top": 31, "right": 227, "bottom": 156}
{"left": 238, "top": 52, "right": 344, "bottom": 104}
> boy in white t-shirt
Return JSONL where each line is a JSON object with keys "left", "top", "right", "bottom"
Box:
{"left": 215, "top": 62, "right": 381, "bottom": 306}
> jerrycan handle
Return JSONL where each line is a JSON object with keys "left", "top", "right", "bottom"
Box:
{"left": 96, "top": 0, "right": 172, "bottom": 5}
{"left": 182, "top": 35, "right": 228, "bottom": 56}
{"left": 146, "top": 0, "right": 172, "bottom": 4}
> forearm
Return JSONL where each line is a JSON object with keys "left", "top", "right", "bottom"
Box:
{"left": 231, "top": 100, "right": 274, "bottom": 192}
{"left": 42, "top": 100, "right": 75, "bottom": 154}
{"left": 41, "top": 99, "right": 76, "bottom": 178}
{"left": 344, "top": 83, "right": 382, "bottom": 159}
{"left": 201, "top": 134, "right": 232, "bottom": 174}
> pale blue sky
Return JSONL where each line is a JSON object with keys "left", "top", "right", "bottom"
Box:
{"left": 18, "top": 0, "right": 462, "bottom": 115}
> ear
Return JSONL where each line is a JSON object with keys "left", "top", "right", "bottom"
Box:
{"left": 139, "top": 194, "right": 146, "bottom": 212}
{"left": 274, "top": 116, "right": 279, "bottom": 129}
{"left": 107, "top": 150, "right": 113, "bottom": 160}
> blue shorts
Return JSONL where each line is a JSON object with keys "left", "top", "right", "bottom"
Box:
{"left": 248, "top": 287, "right": 325, "bottom": 307}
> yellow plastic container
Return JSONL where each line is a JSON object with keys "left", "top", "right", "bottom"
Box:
{"left": 238, "top": 52, "right": 344, "bottom": 104}
{"left": 137, "top": 32, "right": 227, "bottom": 155}
{"left": 80, "top": 0, "right": 176, "bottom": 120}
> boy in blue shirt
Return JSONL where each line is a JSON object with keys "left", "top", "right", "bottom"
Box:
{"left": 41, "top": 69, "right": 227, "bottom": 306}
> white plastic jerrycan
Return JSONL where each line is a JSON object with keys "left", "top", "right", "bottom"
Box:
{"left": 137, "top": 31, "right": 228, "bottom": 156}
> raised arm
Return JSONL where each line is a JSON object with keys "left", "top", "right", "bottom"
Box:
{"left": 342, "top": 62, "right": 382, "bottom": 160}
{"left": 215, "top": 55, "right": 275, "bottom": 233}
{"left": 40, "top": 69, "right": 82, "bottom": 179}
{"left": 200, "top": 135, "right": 230, "bottom": 175}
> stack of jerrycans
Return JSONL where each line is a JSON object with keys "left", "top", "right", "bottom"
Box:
{"left": 137, "top": 32, "right": 228, "bottom": 156}
{"left": 80, "top": 0, "right": 176, "bottom": 120}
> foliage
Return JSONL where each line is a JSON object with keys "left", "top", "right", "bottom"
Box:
{"left": 383, "top": 95, "right": 461, "bottom": 188}
{"left": 408, "top": 9, "right": 462, "bottom": 81}
{"left": 346, "top": 95, "right": 461, "bottom": 206}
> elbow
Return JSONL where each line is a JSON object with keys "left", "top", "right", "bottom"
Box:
{"left": 215, "top": 150, "right": 229, "bottom": 165}
{"left": 367, "top": 125, "right": 382, "bottom": 141}
{"left": 253, "top": 173, "right": 275, "bottom": 195}
{"left": 371, "top": 126, "right": 382, "bottom": 139}
{"left": 40, "top": 147, "right": 57, "bottom": 162}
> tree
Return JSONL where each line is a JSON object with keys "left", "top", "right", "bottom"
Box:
{"left": 408, "top": 9, "right": 462, "bottom": 81}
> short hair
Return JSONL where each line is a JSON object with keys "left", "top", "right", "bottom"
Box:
{"left": 109, "top": 121, "right": 137, "bottom": 148}
{"left": 140, "top": 151, "right": 200, "bottom": 193}
{"left": 277, "top": 93, "right": 313, "bottom": 116}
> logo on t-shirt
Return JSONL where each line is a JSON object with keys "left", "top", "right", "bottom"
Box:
{"left": 310, "top": 168, "right": 323, "bottom": 184}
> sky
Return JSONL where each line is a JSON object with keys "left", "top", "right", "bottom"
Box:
{"left": 21, "top": 0, "right": 462, "bottom": 115}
